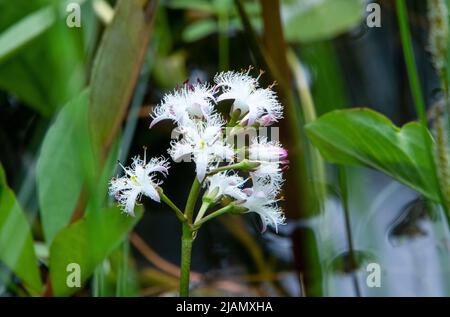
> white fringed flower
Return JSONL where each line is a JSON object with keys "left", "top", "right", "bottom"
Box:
{"left": 150, "top": 82, "right": 216, "bottom": 128}
{"left": 248, "top": 137, "right": 288, "bottom": 185}
{"left": 109, "top": 154, "right": 169, "bottom": 216}
{"left": 205, "top": 171, "right": 247, "bottom": 201}
{"left": 249, "top": 137, "right": 288, "bottom": 162}
{"left": 240, "top": 179, "right": 285, "bottom": 232}
{"left": 168, "top": 115, "right": 234, "bottom": 181}
{"left": 214, "top": 70, "right": 283, "bottom": 126}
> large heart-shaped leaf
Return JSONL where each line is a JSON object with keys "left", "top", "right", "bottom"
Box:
{"left": 281, "top": 0, "right": 364, "bottom": 43}
{"left": 305, "top": 109, "right": 441, "bottom": 203}
{"left": 0, "top": 164, "right": 42, "bottom": 293}
{"left": 49, "top": 207, "right": 141, "bottom": 296}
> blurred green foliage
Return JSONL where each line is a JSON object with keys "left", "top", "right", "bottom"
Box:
{"left": 1, "top": 0, "right": 448, "bottom": 298}
{"left": 0, "top": 164, "right": 42, "bottom": 294}
{"left": 0, "top": 0, "right": 86, "bottom": 116}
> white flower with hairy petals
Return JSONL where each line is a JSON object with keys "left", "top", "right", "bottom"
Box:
{"left": 150, "top": 83, "right": 216, "bottom": 128}
{"left": 249, "top": 137, "right": 288, "bottom": 162}
{"left": 240, "top": 179, "right": 285, "bottom": 232}
{"left": 168, "top": 116, "right": 234, "bottom": 181}
{"left": 109, "top": 154, "right": 169, "bottom": 216}
{"left": 249, "top": 137, "right": 288, "bottom": 185}
{"left": 205, "top": 172, "right": 247, "bottom": 201}
{"left": 214, "top": 70, "right": 283, "bottom": 126}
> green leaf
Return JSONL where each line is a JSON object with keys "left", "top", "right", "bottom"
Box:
{"left": 299, "top": 41, "right": 348, "bottom": 115}
{"left": 305, "top": 109, "right": 441, "bottom": 203}
{"left": 0, "top": 1, "right": 86, "bottom": 116}
{"left": 89, "top": 0, "right": 155, "bottom": 154}
{"left": 282, "top": 0, "right": 364, "bottom": 43}
{"left": 0, "top": 6, "right": 55, "bottom": 64}
{"left": 36, "top": 89, "right": 92, "bottom": 245}
{"left": 49, "top": 207, "right": 142, "bottom": 296}
{"left": 182, "top": 19, "right": 217, "bottom": 42}
{"left": 164, "top": 0, "right": 215, "bottom": 13}
{"left": 0, "top": 164, "right": 42, "bottom": 293}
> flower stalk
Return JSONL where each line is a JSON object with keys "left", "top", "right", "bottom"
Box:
{"left": 208, "top": 159, "right": 260, "bottom": 176}
{"left": 180, "top": 223, "right": 194, "bottom": 297}
{"left": 157, "top": 187, "right": 186, "bottom": 223}
{"left": 194, "top": 204, "right": 239, "bottom": 228}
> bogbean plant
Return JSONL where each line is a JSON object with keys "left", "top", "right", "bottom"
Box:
{"left": 109, "top": 68, "right": 288, "bottom": 296}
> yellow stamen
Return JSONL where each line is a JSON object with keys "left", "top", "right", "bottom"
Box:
{"left": 130, "top": 175, "right": 141, "bottom": 186}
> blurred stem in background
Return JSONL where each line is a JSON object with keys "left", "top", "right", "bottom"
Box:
{"left": 288, "top": 49, "right": 327, "bottom": 204}
{"left": 254, "top": 0, "right": 323, "bottom": 296}
{"left": 338, "top": 166, "right": 361, "bottom": 297}
{"left": 396, "top": 0, "right": 450, "bottom": 224}
{"left": 93, "top": 264, "right": 106, "bottom": 297}
{"left": 217, "top": 0, "right": 230, "bottom": 70}
{"left": 427, "top": 0, "right": 450, "bottom": 214}
{"left": 116, "top": 239, "right": 130, "bottom": 296}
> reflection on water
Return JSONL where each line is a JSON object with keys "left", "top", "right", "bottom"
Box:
{"left": 388, "top": 198, "right": 429, "bottom": 246}
{"left": 310, "top": 168, "right": 450, "bottom": 296}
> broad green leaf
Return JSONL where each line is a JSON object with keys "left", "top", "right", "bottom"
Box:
{"left": 36, "top": 89, "right": 92, "bottom": 245}
{"left": 282, "top": 0, "right": 364, "bottom": 43}
{"left": 0, "top": 164, "right": 42, "bottom": 293}
{"left": 305, "top": 109, "right": 441, "bottom": 203}
{"left": 49, "top": 207, "right": 141, "bottom": 296}
{"left": 89, "top": 0, "right": 155, "bottom": 154}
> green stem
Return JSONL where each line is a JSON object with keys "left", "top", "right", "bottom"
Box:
{"left": 157, "top": 188, "right": 186, "bottom": 223}
{"left": 218, "top": 4, "right": 229, "bottom": 70}
{"left": 116, "top": 238, "right": 129, "bottom": 296}
{"left": 93, "top": 264, "right": 105, "bottom": 297}
{"left": 396, "top": 0, "right": 450, "bottom": 219}
{"left": 287, "top": 49, "right": 327, "bottom": 204}
{"left": 185, "top": 178, "right": 202, "bottom": 222}
{"left": 396, "top": 0, "right": 427, "bottom": 122}
{"left": 208, "top": 159, "right": 260, "bottom": 176}
{"left": 194, "top": 200, "right": 212, "bottom": 224}
{"left": 179, "top": 223, "right": 193, "bottom": 297}
{"left": 194, "top": 204, "right": 235, "bottom": 228}
{"left": 338, "top": 166, "right": 361, "bottom": 297}
{"left": 178, "top": 177, "right": 202, "bottom": 297}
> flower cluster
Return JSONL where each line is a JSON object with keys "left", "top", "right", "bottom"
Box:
{"left": 109, "top": 68, "right": 288, "bottom": 232}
